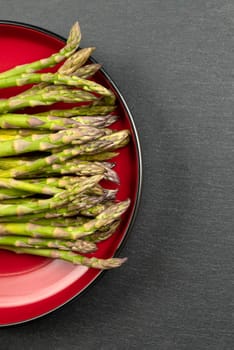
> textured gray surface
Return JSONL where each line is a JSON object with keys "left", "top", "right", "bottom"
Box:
{"left": 1, "top": 0, "right": 234, "bottom": 349}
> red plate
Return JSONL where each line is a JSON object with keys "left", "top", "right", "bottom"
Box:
{"left": 0, "top": 21, "right": 142, "bottom": 326}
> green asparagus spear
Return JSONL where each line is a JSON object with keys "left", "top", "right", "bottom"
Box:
{"left": 0, "top": 139, "right": 110, "bottom": 178}
{"left": 0, "top": 188, "right": 32, "bottom": 200}
{"left": 74, "top": 64, "right": 101, "bottom": 78}
{"left": 0, "top": 87, "right": 98, "bottom": 113}
{"left": 0, "top": 152, "right": 118, "bottom": 170}
{"left": 58, "top": 47, "right": 96, "bottom": 75}
{"left": 1, "top": 245, "right": 127, "bottom": 269}
{"left": 0, "top": 235, "right": 96, "bottom": 253}
{"left": 37, "top": 105, "right": 116, "bottom": 117}
{"left": 0, "top": 199, "right": 130, "bottom": 237}
{"left": 0, "top": 200, "right": 113, "bottom": 222}
{"left": 77, "top": 152, "right": 119, "bottom": 161}
{"left": 0, "top": 22, "right": 81, "bottom": 79}
{"left": 0, "top": 72, "right": 113, "bottom": 97}
{"left": 0, "top": 113, "right": 83, "bottom": 130}
{"left": 41, "top": 161, "right": 118, "bottom": 182}
{"left": 0, "top": 128, "right": 50, "bottom": 136}
{"left": 0, "top": 177, "right": 61, "bottom": 195}
{"left": 0, "top": 175, "right": 102, "bottom": 216}
{"left": 0, "top": 114, "right": 118, "bottom": 130}
{"left": 0, "top": 126, "right": 104, "bottom": 157}
{"left": 8, "top": 129, "right": 128, "bottom": 177}
{"left": 85, "top": 220, "right": 120, "bottom": 243}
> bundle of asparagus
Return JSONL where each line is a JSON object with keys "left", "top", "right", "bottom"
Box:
{"left": 0, "top": 22, "right": 131, "bottom": 270}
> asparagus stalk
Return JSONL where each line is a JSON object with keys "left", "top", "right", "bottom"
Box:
{"left": 0, "top": 175, "right": 102, "bottom": 216}
{"left": 0, "top": 72, "right": 114, "bottom": 98}
{"left": 0, "top": 22, "right": 81, "bottom": 79}
{"left": 41, "top": 161, "right": 118, "bottom": 182}
{"left": 0, "top": 235, "right": 96, "bottom": 253}
{"left": 79, "top": 201, "right": 113, "bottom": 217}
{"left": 10, "top": 46, "right": 97, "bottom": 102}
{"left": 0, "top": 130, "right": 129, "bottom": 178}
{"left": 77, "top": 152, "right": 118, "bottom": 161}
{"left": 0, "top": 114, "right": 118, "bottom": 130}
{"left": 0, "top": 134, "right": 22, "bottom": 141}
{"left": 0, "top": 157, "right": 34, "bottom": 170}
{"left": 27, "top": 176, "right": 81, "bottom": 189}
{"left": 73, "top": 114, "right": 118, "bottom": 127}
{"left": 0, "top": 87, "right": 98, "bottom": 113}
{"left": 0, "top": 200, "right": 113, "bottom": 222}
{"left": 0, "top": 188, "right": 31, "bottom": 200}
{"left": 0, "top": 126, "right": 104, "bottom": 157}
{"left": 84, "top": 220, "right": 120, "bottom": 243}
{"left": 0, "top": 152, "right": 118, "bottom": 170}
{"left": 0, "top": 114, "right": 84, "bottom": 130}
{"left": 74, "top": 64, "right": 101, "bottom": 78}
{"left": 58, "top": 47, "right": 96, "bottom": 75}
{"left": 0, "top": 129, "right": 49, "bottom": 136}
{"left": 30, "top": 216, "right": 89, "bottom": 226}
{"left": 0, "top": 189, "right": 109, "bottom": 220}
{"left": 0, "top": 177, "right": 61, "bottom": 195}
{"left": 1, "top": 246, "right": 127, "bottom": 269}
{"left": 0, "top": 199, "right": 130, "bottom": 237}
{"left": 37, "top": 105, "right": 116, "bottom": 117}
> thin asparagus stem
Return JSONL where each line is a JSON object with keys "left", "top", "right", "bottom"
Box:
{"left": 1, "top": 245, "right": 127, "bottom": 269}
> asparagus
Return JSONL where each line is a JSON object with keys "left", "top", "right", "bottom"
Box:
{"left": 41, "top": 161, "right": 118, "bottom": 182}
{"left": 0, "top": 130, "right": 129, "bottom": 178}
{"left": 0, "top": 114, "right": 118, "bottom": 130}
{"left": 0, "top": 190, "right": 109, "bottom": 220}
{"left": 77, "top": 152, "right": 119, "bottom": 161}
{"left": 58, "top": 47, "right": 96, "bottom": 75}
{"left": 1, "top": 246, "right": 127, "bottom": 269}
{"left": 0, "top": 22, "right": 81, "bottom": 79}
{"left": 85, "top": 220, "right": 120, "bottom": 243}
{"left": 52, "top": 129, "right": 130, "bottom": 161}
{"left": 79, "top": 201, "right": 113, "bottom": 217}
{"left": 30, "top": 216, "right": 89, "bottom": 226}
{"left": 0, "top": 72, "right": 114, "bottom": 98}
{"left": 0, "top": 129, "right": 49, "bottom": 136}
{"left": 94, "top": 94, "right": 116, "bottom": 106}
{"left": 35, "top": 203, "right": 102, "bottom": 218}
{"left": 74, "top": 64, "right": 101, "bottom": 78}
{"left": 0, "top": 157, "right": 34, "bottom": 170}
{"left": 0, "top": 87, "right": 98, "bottom": 113}
{"left": 0, "top": 200, "right": 113, "bottom": 222}
{"left": 0, "top": 188, "right": 31, "bottom": 200}
{"left": 37, "top": 105, "right": 116, "bottom": 117}
{"left": 0, "top": 175, "right": 102, "bottom": 216}
{"left": 0, "top": 177, "right": 61, "bottom": 195}
{"left": 0, "top": 152, "right": 118, "bottom": 170}
{"left": 18, "top": 46, "right": 97, "bottom": 98}
{"left": 0, "top": 126, "right": 104, "bottom": 157}
{"left": 0, "top": 20, "right": 131, "bottom": 270}
{"left": 0, "top": 235, "right": 96, "bottom": 253}
{"left": 0, "top": 134, "right": 22, "bottom": 141}
{"left": 27, "top": 176, "right": 80, "bottom": 189}
{"left": 9, "top": 45, "right": 97, "bottom": 105}
{"left": 73, "top": 114, "right": 118, "bottom": 127}
{"left": 1, "top": 183, "right": 109, "bottom": 207}
{"left": 32, "top": 177, "right": 105, "bottom": 194}
{"left": 0, "top": 114, "right": 85, "bottom": 130}
{"left": 0, "top": 199, "right": 130, "bottom": 238}
{"left": 0, "top": 215, "right": 89, "bottom": 226}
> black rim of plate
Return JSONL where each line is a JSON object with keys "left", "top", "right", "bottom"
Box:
{"left": 0, "top": 20, "right": 143, "bottom": 327}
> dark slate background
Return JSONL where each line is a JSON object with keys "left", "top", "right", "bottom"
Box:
{"left": 1, "top": 1, "right": 234, "bottom": 349}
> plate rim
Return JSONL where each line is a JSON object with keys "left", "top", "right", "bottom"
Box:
{"left": 0, "top": 19, "right": 143, "bottom": 327}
